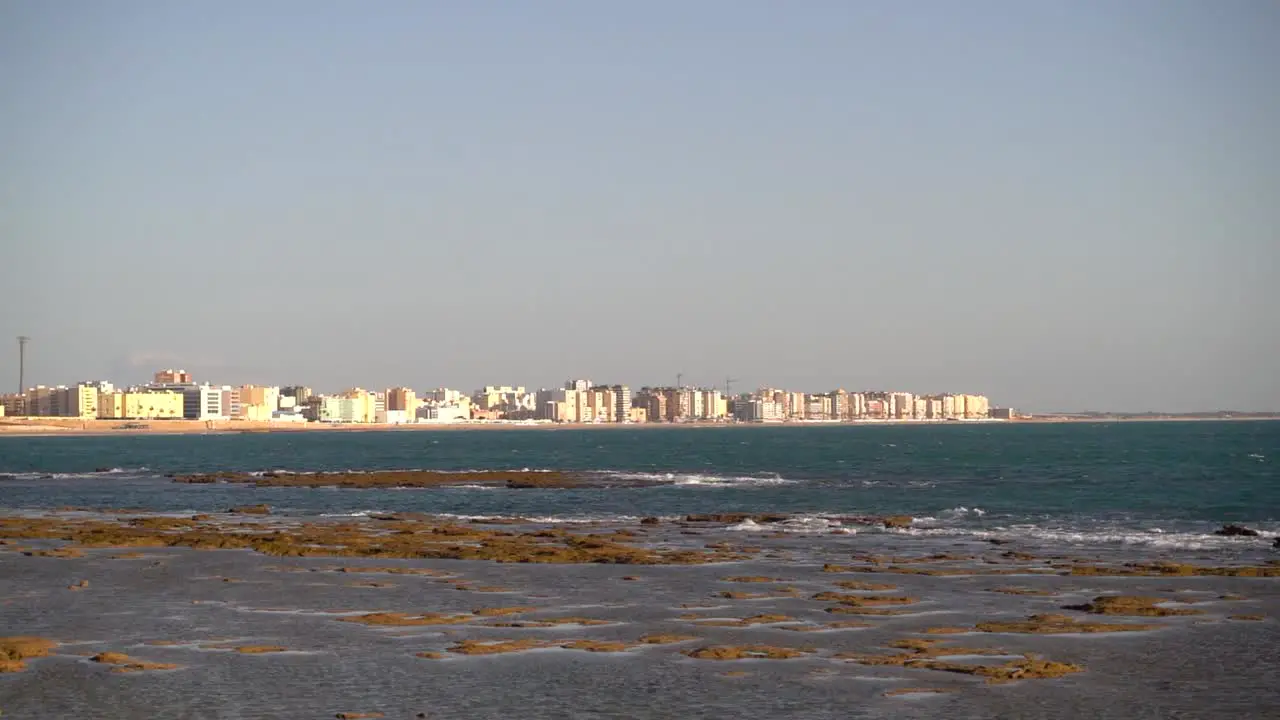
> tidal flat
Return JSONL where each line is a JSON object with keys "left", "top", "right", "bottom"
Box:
{"left": 1, "top": 511, "right": 1278, "bottom": 719}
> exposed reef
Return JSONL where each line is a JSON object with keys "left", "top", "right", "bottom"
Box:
{"left": 1063, "top": 595, "right": 1203, "bottom": 617}
{"left": 972, "top": 614, "right": 1161, "bottom": 634}
{"left": 90, "top": 651, "right": 181, "bottom": 673}
{"left": 683, "top": 645, "right": 812, "bottom": 660}
{"left": 1, "top": 636, "right": 57, "bottom": 673}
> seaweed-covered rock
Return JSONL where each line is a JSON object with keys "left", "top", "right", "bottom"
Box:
{"left": 974, "top": 613, "right": 1160, "bottom": 634}
{"left": 0, "top": 637, "right": 57, "bottom": 673}
{"left": 1214, "top": 524, "right": 1259, "bottom": 537}
{"left": 1064, "top": 595, "right": 1202, "bottom": 617}
{"left": 683, "top": 645, "right": 810, "bottom": 660}
{"left": 90, "top": 651, "right": 181, "bottom": 672}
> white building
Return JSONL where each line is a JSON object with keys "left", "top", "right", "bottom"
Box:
{"left": 417, "top": 404, "right": 469, "bottom": 423}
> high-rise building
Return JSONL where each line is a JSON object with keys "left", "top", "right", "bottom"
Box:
{"left": 337, "top": 389, "right": 379, "bottom": 423}
{"left": 154, "top": 369, "right": 192, "bottom": 385}
{"left": 281, "top": 386, "right": 312, "bottom": 404}
{"left": 386, "top": 387, "right": 417, "bottom": 415}
{"left": 239, "top": 385, "right": 281, "bottom": 415}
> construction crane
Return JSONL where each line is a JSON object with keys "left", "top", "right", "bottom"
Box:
{"left": 724, "top": 376, "right": 740, "bottom": 397}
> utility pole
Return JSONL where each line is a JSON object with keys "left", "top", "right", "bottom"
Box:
{"left": 17, "top": 336, "right": 29, "bottom": 394}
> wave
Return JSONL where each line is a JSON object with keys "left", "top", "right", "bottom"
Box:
{"left": 605, "top": 471, "right": 796, "bottom": 487}
{"left": 0, "top": 467, "right": 152, "bottom": 481}
{"left": 727, "top": 515, "right": 856, "bottom": 534}
{"left": 884, "top": 524, "right": 1278, "bottom": 550}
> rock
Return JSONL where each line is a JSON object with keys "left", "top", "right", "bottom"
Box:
{"left": 640, "top": 517, "right": 660, "bottom": 525}
{"left": 335, "top": 714, "right": 384, "bottom": 719}
{"left": 882, "top": 515, "right": 914, "bottom": 529}
{"left": 1063, "top": 595, "right": 1203, "bottom": 617}
{"left": 338, "top": 612, "right": 473, "bottom": 626}
{"left": 446, "top": 639, "right": 552, "bottom": 655}
{"left": 884, "top": 688, "right": 952, "bottom": 697}
{"left": 1214, "top": 524, "right": 1259, "bottom": 537}
{"left": 974, "top": 613, "right": 1160, "bottom": 634}
{"left": 683, "top": 645, "right": 811, "bottom": 660}
{"left": 833, "top": 580, "right": 898, "bottom": 591}
{"left": 637, "top": 634, "right": 699, "bottom": 644}
{"left": 90, "top": 651, "right": 181, "bottom": 672}
{"left": 1229, "top": 615, "right": 1265, "bottom": 621}
{"left": 227, "top": 504, "right": 271, "bottom": 515}
{"left": 811, "top": 592, "right": 918, "bottom": 606}
{"left": 1273, "top": 537, "right": 1280, "bottom": 549}
{"left": 0, "top": 637, "right": 57, "bottom": 673}
{"left": 559, "top": 640, "right": 634, "bottom": 653}
{"left": 692, "top": 614, "right": 793, "bottom": 627}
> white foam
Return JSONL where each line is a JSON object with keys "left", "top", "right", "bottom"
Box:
{"left": 608, "top": 471, "right": 796, "bottom": 487}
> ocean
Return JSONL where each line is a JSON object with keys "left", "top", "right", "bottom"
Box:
{"left": 1, "top": 421, "right": 1278, "bottom": 718}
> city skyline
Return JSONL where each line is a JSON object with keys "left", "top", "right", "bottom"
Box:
{"left": 2, "top": 346, "right": 1279, "bottom": 416}
{"left": 2, "top": 366, "right": 1005, "bottom": 424}
{"left": 2, "top": 3, "right": 1276, "bottom": 414}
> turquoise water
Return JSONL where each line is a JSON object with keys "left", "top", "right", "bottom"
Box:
{"left": 1, "top": 421, "right": 1277, "bottom": 544}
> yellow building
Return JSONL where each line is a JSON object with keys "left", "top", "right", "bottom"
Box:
{"left": 239, "top": 403, "right": 275, "bottom": 422}
{"left": 239, "top": 385, "right": 280, "bottom": 414}
{"left": 338, "top": 388, "right": 378, "bottom": 423}
{"left": 963, "top": 394, "right": 990, "bottom": 419}
{"left": 98, "top": 391, "right": 124, "bottom": 419}
{"left": 105, "top": 391, "right": 184, "bottom": 419}
{"left": 68, "top": 384, "right": 99, "bottom": 419}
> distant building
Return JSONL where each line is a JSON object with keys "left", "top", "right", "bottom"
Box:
{"left": 281, "top": 386, "right": 312, "bottom": 404}
{"left": 183, "top": 386, "right": 225, "bottom": 420}
{"left": 0, "top": 394, "right": 26, "bottom": 416}
{"left": 417, "top": 404, "right": 468, "bottom": 423}
{"left": 153, "top": 369, "right": 192, "bottom": 385}
{"left": 239, "top": 386, "right": 281, "bottom": 413}
{"left": 989, "top": 407, "right": 1014, "bottom": 420}
{"left": 386, "top": 388, "right": 417, "bottom": 417}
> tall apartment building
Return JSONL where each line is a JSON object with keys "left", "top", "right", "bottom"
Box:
{"left": 940, "top": 394, "right": 960, "bottom": 419}
{"left": 387, "top": 387, "right": 417, "bottom": 415}
{"left": 0, "top": 394, "right": 26, "bottom": 416}
{"left": 25, "top": 386, "right": 56, "bottom": 416}
{"left": 609, "top": 385, "right": 632, "bottom": 422}
{"left": 183, "top": 386, "right": 225, "bottom": 420}
{"left": 632, "top": 389, "right": 667, "bottom": 423}
{"left": 962, "top": 394, "right": 990, "bottom": 419}
{"left": 735, "top": 398, "right": 784, "bottom": 422}
{"left": 154, "top": 369, "right": 192, "bottom": 384}
{"left": 336, "top": 389, "right": 378, "bottom": 423}
{"left": 239, "top": 385, "right": 281, "bottom": 416}
{"left": 281, "top": 386, "right": 312, "bottom": 404}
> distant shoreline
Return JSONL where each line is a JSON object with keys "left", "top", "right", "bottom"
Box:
{"left": 0, "top": 415, "right": 1277, "bottom": 438}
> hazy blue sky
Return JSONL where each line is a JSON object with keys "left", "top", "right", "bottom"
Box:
{"left": 2, "top": 1, "right": 1277, "bottom": 412}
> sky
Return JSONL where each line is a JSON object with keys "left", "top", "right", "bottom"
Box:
{"left": 1, "top": 1, "right": 1277, "bottom": 412}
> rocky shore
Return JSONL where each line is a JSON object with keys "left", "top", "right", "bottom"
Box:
{"left": 1, "top": 508, "right": 1277, "bottom": 718}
